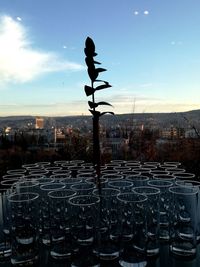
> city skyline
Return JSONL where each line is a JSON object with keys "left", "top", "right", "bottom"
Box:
{"left": 1, "top": 0, "right": 200, "bottom": 116}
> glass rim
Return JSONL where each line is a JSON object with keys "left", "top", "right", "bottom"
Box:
{"left": 93, "top": 187, "right": 120, "bottom": 196}
{"left": 60, "top": 177, "right": 82, "bottom": 184}
{"left": 14, "top": 180, "right": 39, "bottom": 188}
{"left": 68, "top": 195, "right": 100, "bottom": 206}
{"left": 147, "top": 179, "right": 173, "bottom": 187}
{"left": 117, "top": 192, "right": 147, "bottom": 203}
{"left": 132, "top": 186, "right": 160, "bottom": 195}
{"left": 36, "top": 178, "right": 55, "bottom": 184}
{"left": 8, "top": 192, "right": 39, "bottom": 202}
{"left": 1, "top": 178, "right": 21, "bottom": 185}
{"left": 3, "top": 174, "right": 24, "bottom": 179}
{"left": 175, "top": 179, "right": 200, "bottom": 187}
{"left": 126, "top": 175, "right": 149, "bottom": 181}
{"left": 173, "top": 172, "right": 195, "bottom": 177}
{"left": 48, "top": 189, "right": 76, "bottom": 199}
{"left": 163, "top": 161, "right": 181, "bottom": 165}
{"left": 108, "top": 180, "right": 133, "bottom": 187}
{"left": 40, "top": 182, "right": 65, "bottom": 190}
{"left": 169, "top": 186, "right": 199, "bottom": 195}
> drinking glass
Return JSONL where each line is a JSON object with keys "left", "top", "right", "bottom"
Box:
{"left": 2, "top": 174, "right": 24, "bottom": 180}
{"left": 108, "top": 180, "right": 133, "bottom": 192}
{"left": 132, "top": 186, "right": 160, "bottom": 257}
{"left": 1, "top": 179, "right": 21, "bottom": 190}
{"left": 86, "top": 177, "right": 108, "bottom": 188}
{"left": 14, "top": 180, "right": 39, "bottom": 194}
{"left": 39, "top": 183, "right": 66, "bottom": 246}
{"left": 50, "top": 173, "right": 71, "bottom": 182}
{"left": 166, "top": 168, "right": 186, "bottom": 174}
{"left": 113, "top": 166, "right": 132, "bottom": 175}
{"left": 22, "top": 163, "right": 39, "bottom": 169}
{"left": 111, "top": 160, "right": 126, "bottom": 166}
{"left": 125, "top": 163, "right": 141, "bottom": 169}
{"left": 117, "top": 192, "right": 148, "bottom": 267}
{"left": 69, "top": 195, "right": 100, "bottom": 267}
{"left": 93, "top": 188, "right": 120, "bottom": 261}
{"left": 173, "top": 172, "right": 195, "bottom": 181}
{"left": 152, "top": 174, "right": 176, "bottom": 183}
{"left": 77, "top": 173, "right": 97, "bottom": 181}
{"left": 44, "top": 167, "right": 62, "bottom": 176}
{"left": 144, "top": 162, "right": 160, "bottom": 167}
{"left": 175, "top": 180, "right": 200, "bottom": 242}
{"left": 7, "top": 169, "right": 26, "bottom": 175}
{"left": 101, "top": 170, "right": 120, "bottom": 176}
{"left": 148, "top": 180, "right": 173, "bottom": 241}
{"left": 127, "top": 175, "right": 149, "bottom": 187}
{"left": 169, "top": 186, "right": 199, "bottom": 258}
{"left": 24, "top": 174, "right": 46, "bottom": 180}
{"left": 60, "top": 178, "right": 82, "bottom": 189}
{"left": 150, "top": 170, "right": 170, "bottom": 176}
{"left": 163, "top": 161, "right": 181, "bottom": 167}
{"left": 0, "top": 188, "right": 12, "bottom": 260}
{"left": 48, "top": 189, "right": 76, "bottom": 260}
{"left": 8, "top": 192, "right": 40, "bottom": 266}
{"left": 70, "top": 160, "right": 85, "bottom": 165}
{"left": 54, "top": 160, "right": 69, "bottom": 166}
{"left": 68, "top": 166, "right": 85, "bottom": 178}
{"left": 132, "top": 168, "right": 152, "bottom": 177}
{"left": 71, "top": 183, "right": 96, "bottom": 195}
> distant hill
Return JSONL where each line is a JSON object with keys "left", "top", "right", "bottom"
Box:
{"left": 0, "top": 109, "right": 200, "bottom": 129}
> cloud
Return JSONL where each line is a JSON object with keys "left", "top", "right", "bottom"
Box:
{"left": 16, "top": 17, "right": 22, "bottom": 21}
{"left": 0, "top": 15, "right": 84, "bottom": 84}
{"left": 0, "top": 98, "right": 199, "bottom": 116}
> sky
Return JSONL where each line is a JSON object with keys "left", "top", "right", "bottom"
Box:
{"left": 0, "top": 0, "right": 200, "bottom": 116}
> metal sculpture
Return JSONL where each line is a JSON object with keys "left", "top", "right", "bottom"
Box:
{"left": 84, "top": 37, "right": 113, "bottom": 192}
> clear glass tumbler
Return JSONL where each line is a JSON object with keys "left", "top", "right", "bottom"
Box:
{"left": 169, "top": 186, "right": 199, "bottom": 258}
{"left": 8, "top": 192, "right": 40, "bottom": 266}
{"left": 48, "top": 189, "right": 76, "bottom": 260}
{"left": 132, "top": 186, "right": 160, "bottom": 257}
{"left": 117, "top": 192, "right": 148, "bottom": 267}
{"left": 69, "top": 195, "right": 100, "bottom": 267}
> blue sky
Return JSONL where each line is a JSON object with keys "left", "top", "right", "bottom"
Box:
{"left": 0, "top": 0, "right": 200, "bottom": 116}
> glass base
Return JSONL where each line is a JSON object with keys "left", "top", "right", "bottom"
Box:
{"left": 170, "top": 244, "right": 196, "bottom": 258}
{"left": 0, "top": 243, "right": 11, "bottom": 259}
{"left": 11, "top": 254, "right": 39, "bottom": 266}
{"left": 147, "top": 247, "right": 160, "bottom": 257}
{"left": 50, "top": 245, "right": 72, "bottom": 260}
{"left": 119, "top": 259, "right": 147, "bottom": 267}
{"left": 93, "top": 246, "right": 119, "bottom": 261}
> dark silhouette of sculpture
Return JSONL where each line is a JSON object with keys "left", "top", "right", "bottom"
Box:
{"left": 84, "top": 37, "right": 113, "bottom": 191}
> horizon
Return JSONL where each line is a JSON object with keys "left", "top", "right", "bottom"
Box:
{"left": 1, "top": 1, "right": 200, "bottom": 116}
{"left": 0, "top": 108, "right": 199, "bottom": 119}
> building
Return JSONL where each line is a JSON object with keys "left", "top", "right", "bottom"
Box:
{"left": 35, "top": 117, "right": 44, "bottom": 129}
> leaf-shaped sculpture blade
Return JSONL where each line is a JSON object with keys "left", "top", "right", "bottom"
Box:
{"left": 100, "top": 111, "right": 115, "bottom": 117}
{"left": 88, "top": 68, "right": 107, "bottom": 82}
{"left": 85, "top": 57, "right": 101, "bottom": 67}
{"left": 84, "top": 48, "right": 97, "bottom": 57}
{"left": 85, "top": 37, "right": 95, "bottom": 52}
{"left": 88, "top": 101, "right": 113, "bottom": 109}
{"left": 85, "top": 85, "right": 95, "bottom": 96}
{"left": 89, "top": 109, "right": 101, "bottom": 117}
{"left": 96, "top": 68, "right": 107, "bottom": 73}
{"left": 88, "top": 67, "right": 98, "bottom": 82}
{"left": 95, "top": 82, "right": 112, "bottom": 91}
{"left": 84, "top": 37, "right": 97, "bottom": 57}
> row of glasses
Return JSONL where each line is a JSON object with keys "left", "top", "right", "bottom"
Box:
{"left": 1, "top": 160, "right": 198, "bottom": 266}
